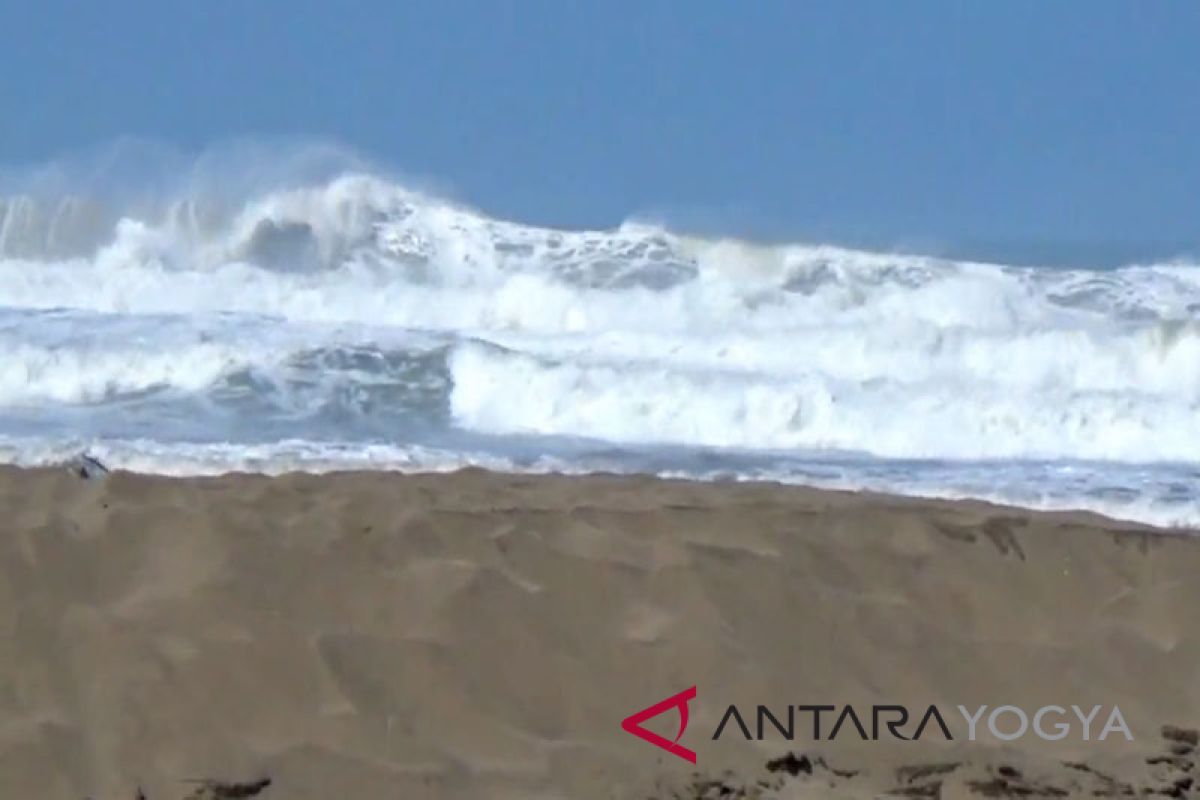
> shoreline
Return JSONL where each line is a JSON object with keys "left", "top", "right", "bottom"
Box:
{"left": 1, "top": 464, "right": 1197, "bottom": 798}
{"left": 16, "top": 458, "right": 1198, "bottom": 535}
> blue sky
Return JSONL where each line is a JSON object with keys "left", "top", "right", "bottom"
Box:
{"left": 1, "top": 1, "right": 1197, "bottom": 262}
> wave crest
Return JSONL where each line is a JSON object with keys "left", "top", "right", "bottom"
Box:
{"left": 1, "top": 151, "right": 1199, "bottom": 526}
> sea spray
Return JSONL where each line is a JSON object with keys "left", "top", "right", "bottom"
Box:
{"left": 1, "top": 145, "right": 1198, "bottom": 527}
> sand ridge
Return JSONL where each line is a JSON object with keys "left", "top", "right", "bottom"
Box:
{"left": 0, "top": 465, "right": 1196, "bottom": 798}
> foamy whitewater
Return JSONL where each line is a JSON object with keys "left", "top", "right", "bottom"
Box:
{"left": 2, "top": 164, "right": 1199, "bottom": 527}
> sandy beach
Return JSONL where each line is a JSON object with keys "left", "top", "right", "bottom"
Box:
{"left": 3, "top": 5, "right": 1197, "bottom": 798}
{"left": 0, "top": 465, "right": 1194, "bottom": 798}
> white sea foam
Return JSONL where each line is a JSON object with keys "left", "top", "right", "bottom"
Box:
{"left": 1, "top": 167, "right": 1198, "bottom": 528}
{"left": 447, "top": 339, "right": 1200, "bottom": 462}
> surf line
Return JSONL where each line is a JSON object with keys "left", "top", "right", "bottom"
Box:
{"left": 711, "top": 703, "right": 1133, "bottom": 742}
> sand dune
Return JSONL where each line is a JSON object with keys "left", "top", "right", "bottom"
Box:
{"left": 0, "top": 465, "right": 1196, "bottom": 798}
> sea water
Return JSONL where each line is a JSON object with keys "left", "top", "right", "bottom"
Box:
{"left": 2, "top": 162, "right": 1198, "bottom": 527}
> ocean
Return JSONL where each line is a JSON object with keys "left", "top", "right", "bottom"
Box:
{"left": 2, "top": 170, "right": 1198, "bottom": 527}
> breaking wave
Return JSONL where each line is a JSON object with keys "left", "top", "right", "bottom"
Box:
{"left": 2, "top": 147, "right": 1198, "bottom": 527}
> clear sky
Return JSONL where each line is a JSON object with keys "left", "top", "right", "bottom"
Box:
{"left": 1, "top": 1, "right": 1197, "bottom": 263}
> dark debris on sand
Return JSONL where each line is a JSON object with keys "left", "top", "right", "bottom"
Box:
{"left": 181, "top": 778, "right": 272, "bottom": 800}
{"left": 73, "top": 453, "right": 111, "bottom": 481}
{"left": 649, "top": 724, "right": 1200, "bottom": 799}
{"left": 88, "top": 777, "right": 272, "bottom": 800}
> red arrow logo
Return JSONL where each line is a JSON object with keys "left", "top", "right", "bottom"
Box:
{"left": 620, "top": 686, "right": 698, "bottom": 763}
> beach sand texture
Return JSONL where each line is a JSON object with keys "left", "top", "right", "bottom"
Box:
{"left": 0, "top": 465, "right": 1196, "bottom": 799}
